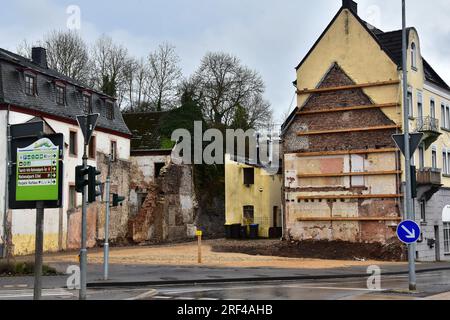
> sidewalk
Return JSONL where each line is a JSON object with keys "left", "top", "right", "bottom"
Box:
{"left": 3, "top": 240, "right": 449, "bottom": 289}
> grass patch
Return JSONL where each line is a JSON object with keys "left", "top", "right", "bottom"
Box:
{"left": 0, "top": 261, "right": 60, "bottom": 277}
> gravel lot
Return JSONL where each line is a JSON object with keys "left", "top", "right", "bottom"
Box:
{"left": 39, "top": 239, "right": 402, "bottom": 269}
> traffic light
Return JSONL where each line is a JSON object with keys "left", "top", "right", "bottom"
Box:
{"left": 88, "top": 166, "right": 102, "bottom": 203}
{"left": 411, "top": 165, "right": 417, "bottom": 199}
{"left": 75, "top": 166, "right": 89, "bottom": 193}
{"left": 112, "top": 194, "right": 126, "bottom": 207}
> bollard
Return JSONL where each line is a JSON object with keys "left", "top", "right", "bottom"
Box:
{"left": 196, "top": 230, "right": 203, "bottom": 264}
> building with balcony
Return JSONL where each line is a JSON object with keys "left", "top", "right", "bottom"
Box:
{"left": 281, "top": 0, "right": 450, "bottom": 261}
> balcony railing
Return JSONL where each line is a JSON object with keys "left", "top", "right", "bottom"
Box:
{"left": 416, "top": 116, "right": 440, "bottom": 133}
{"left": 416, "top": 167, "right": 442, "bottom": 186}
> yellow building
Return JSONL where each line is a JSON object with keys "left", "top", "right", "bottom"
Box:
{"left": 225, "top": 154, "right": 282, "bottom": 238}
{"left": 282, "top": 0, "right": 450, "bottom": 261}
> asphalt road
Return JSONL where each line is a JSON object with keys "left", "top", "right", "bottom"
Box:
{"left": 147, "top": 270, "right": 450, "bottom": 300}
{"left": 0, "top": 268, "right": 449, "bottom": 300}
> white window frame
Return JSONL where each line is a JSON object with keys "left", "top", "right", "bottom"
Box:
{"left": 417, "top": 91, "right": 423, "bottom": 119}
{"left": 407, "top": 89, "right": 414, "bottom": 118}
{"left": 430, "top": 98, "right": 436, "bottom": 119}
{"left": 443, "top": 149, "right": 448, "bottom": 175}
{"left": 432, "top": 146, "right": 438, "bottom": 169}
{"left": 444, "top": 222, "right": 450, "bottom": 255}
{"left": 442, "top": 103, "right": 446, "bottom": 129}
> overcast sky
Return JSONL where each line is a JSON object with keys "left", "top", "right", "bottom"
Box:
{"left": 1, "top": 0, "right": 450, "bottom": 123}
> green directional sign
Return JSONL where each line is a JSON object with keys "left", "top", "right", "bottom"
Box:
{"left": 16, "top": 138, "right": 60, "bottom": 201}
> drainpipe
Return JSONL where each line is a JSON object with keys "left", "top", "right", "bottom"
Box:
{"left": 2, "top": 105, "right": 11, "bottom": 259}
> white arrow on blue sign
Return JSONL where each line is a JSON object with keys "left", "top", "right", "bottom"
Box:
{"left": 397, "top": 220, "right": 421, "bottom": 244}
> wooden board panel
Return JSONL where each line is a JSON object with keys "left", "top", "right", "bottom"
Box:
{"left": 296, "top": 80, "right": 400, "bottom": 95}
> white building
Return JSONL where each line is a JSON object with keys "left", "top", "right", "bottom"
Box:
{"left": 0, "top": 47, "right": 131, "bottom": 256}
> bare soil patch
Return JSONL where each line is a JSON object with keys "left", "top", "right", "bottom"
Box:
{"left": 211, "top": 239, "right": 406, "bottom": 262}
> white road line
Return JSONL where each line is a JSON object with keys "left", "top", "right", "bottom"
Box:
{"left": 0, "top": 289, "right": 74, "bottom": 299}
{"left": 175, "top": 297, "right": 196, "bottom": 300}
{"left": 153, "top": 296, "right": 172, "bottom": 299}
{"left": 2, "top": 285, "right": 28, "bottom": 289}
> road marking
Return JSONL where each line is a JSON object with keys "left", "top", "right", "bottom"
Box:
{"left": 126, "top": 289, "right": 158, "bottom": 300}
{"left": 153, "top": 296, "right": 172, "bottom": 299}
{"left": 0, "top": 289, "right": 74, "bottom": 299}
{"left": 3, "top": 284, "right": 28, "bottom": 289}
{"left": 175, "top": 297, "right": 196, "bottom": 300}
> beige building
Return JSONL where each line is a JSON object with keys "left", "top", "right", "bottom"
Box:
{"left": 225, "top": 154, "right": 283, "bottom": 238}
{"left": 282, "top": 0, "right": 450, "bottom": 261}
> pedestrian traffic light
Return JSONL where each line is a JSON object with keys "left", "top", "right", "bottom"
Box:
{"left": 88, "top": 166, "right": 102, "bottom": 203}
{"left": 75, "top": 165, "right": 89, "bottom": 193}
{"left": 112, "top": 193, "right": 126, "bottom": 207}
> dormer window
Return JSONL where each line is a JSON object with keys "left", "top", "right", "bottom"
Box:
{"left": 83, "top": 93, "right": 92, "bottom": 114}
{"left": 106, "top": 101, "right": 115, "bottom": 120}
{"left": 25, "top": 74, "right": 36, "bottom": 96}
{"left": 411, "top": 42, "right": 417, "bottom": 70}
{"left": 56, "top": 84, "right": 66, "bottom": 106}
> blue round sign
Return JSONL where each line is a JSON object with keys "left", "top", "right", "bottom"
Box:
{"left": 397, "top": 220, "right": 421, "bottom": 244}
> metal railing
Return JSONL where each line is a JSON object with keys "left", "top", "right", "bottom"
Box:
{"left": 416, "top": 116, "right": 440, "bottom": 133}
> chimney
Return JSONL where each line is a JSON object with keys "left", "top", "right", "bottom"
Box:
{"left": 31, "top": 47, "right": 48, "bottom": 68}
{"left": 342, "top": 0, "right": 358, "bottom": 14}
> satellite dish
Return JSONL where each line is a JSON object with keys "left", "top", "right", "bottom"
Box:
{"left": 442, "top": 205, "right": 450, "bottom": 222}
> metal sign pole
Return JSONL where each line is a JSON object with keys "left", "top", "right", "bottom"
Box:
{"left": 79, "top": 144, "right": 88, "bottom": 300}
{"left": 402, "top": 0, "right": 417, "bottom": 291}
{"left": 33, "top": 201, "right": 44, "bottom": 300}
{"left": 103, "top": 155, "right": 112, "bottom": 281}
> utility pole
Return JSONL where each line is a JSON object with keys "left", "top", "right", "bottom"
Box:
{"left": 402, "top": 0, "right": 417, "bottom": 292}
{"left": 103, "top": 155, "right": 112, "bottom": 281}
{"left": 79, "top": 143, "right": 88, "bottom": 300}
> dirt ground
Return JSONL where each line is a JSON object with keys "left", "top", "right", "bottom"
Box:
{"left": 212, "top": 239, "right": 406, "bottom": 262}
{"left": 40, "top": 239, "right": 403, "bottom": 269}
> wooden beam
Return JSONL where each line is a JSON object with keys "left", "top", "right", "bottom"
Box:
{"left": 296, "top": 80, "right": 400, "bottom": 95}
{"left": 297, "top": 170, "right": 402, "bottom": 178}
{"left": 293, "top": 148, "right": 398, "bottom": 158}
{"left": 297, "top": 103, "right": 400, "bottom": 116}
{"left": 297, "top": 125, "right": 401, "bottom": 136}
{"left": 296, "top": 217, "right": 402, "bottom": 222}
{"left": 297, "top": 194, "right": 402, "bottom": 200}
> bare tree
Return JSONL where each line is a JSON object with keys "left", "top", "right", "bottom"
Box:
{"left": 148, "top": 43, "right": 182, "bottom": 111}
{"left": 16, "top": 39, "right": 32, "bottom": 59}
{"left": 122, "top": 57, "right": 154, "bottom": 112}
{"left": 16, "top": 31, "right": 90, "bottom": 83}
{"left": 90, "top": 35, "right": 130, "bottom": 104}
{"left": 44, "top": 31, "right": 90, "bottom": 82}
{"left": 190, "top": 52, "right": 272, "bottom": 129}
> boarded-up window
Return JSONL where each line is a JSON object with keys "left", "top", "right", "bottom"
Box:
{"left": 350, "top": 155, "right": 364, "bottom": 187}
{"left": 69, "top": 186, "right": 77, "bottom": 210}
{"left": 243, "top": 168, "right": 254, "bottom": 185}
{"left": 243, "top": 206, "right": 254, "bottom": 225}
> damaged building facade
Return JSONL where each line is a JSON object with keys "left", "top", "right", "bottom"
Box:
{"left": 282, "top": 0, "right": 450, "bottom": 261}
{"left": 124, "top": 112, "right": 198, "bottom": 243}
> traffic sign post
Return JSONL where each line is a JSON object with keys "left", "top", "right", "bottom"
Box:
{"left": 76, "top": 114, "right": 100, "bottom": 300}
{"left": 400, "top": 0, "right": 416, "bottom": 292}
{"left": 397, "top": 220, "right": 421, "bottom": 244}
